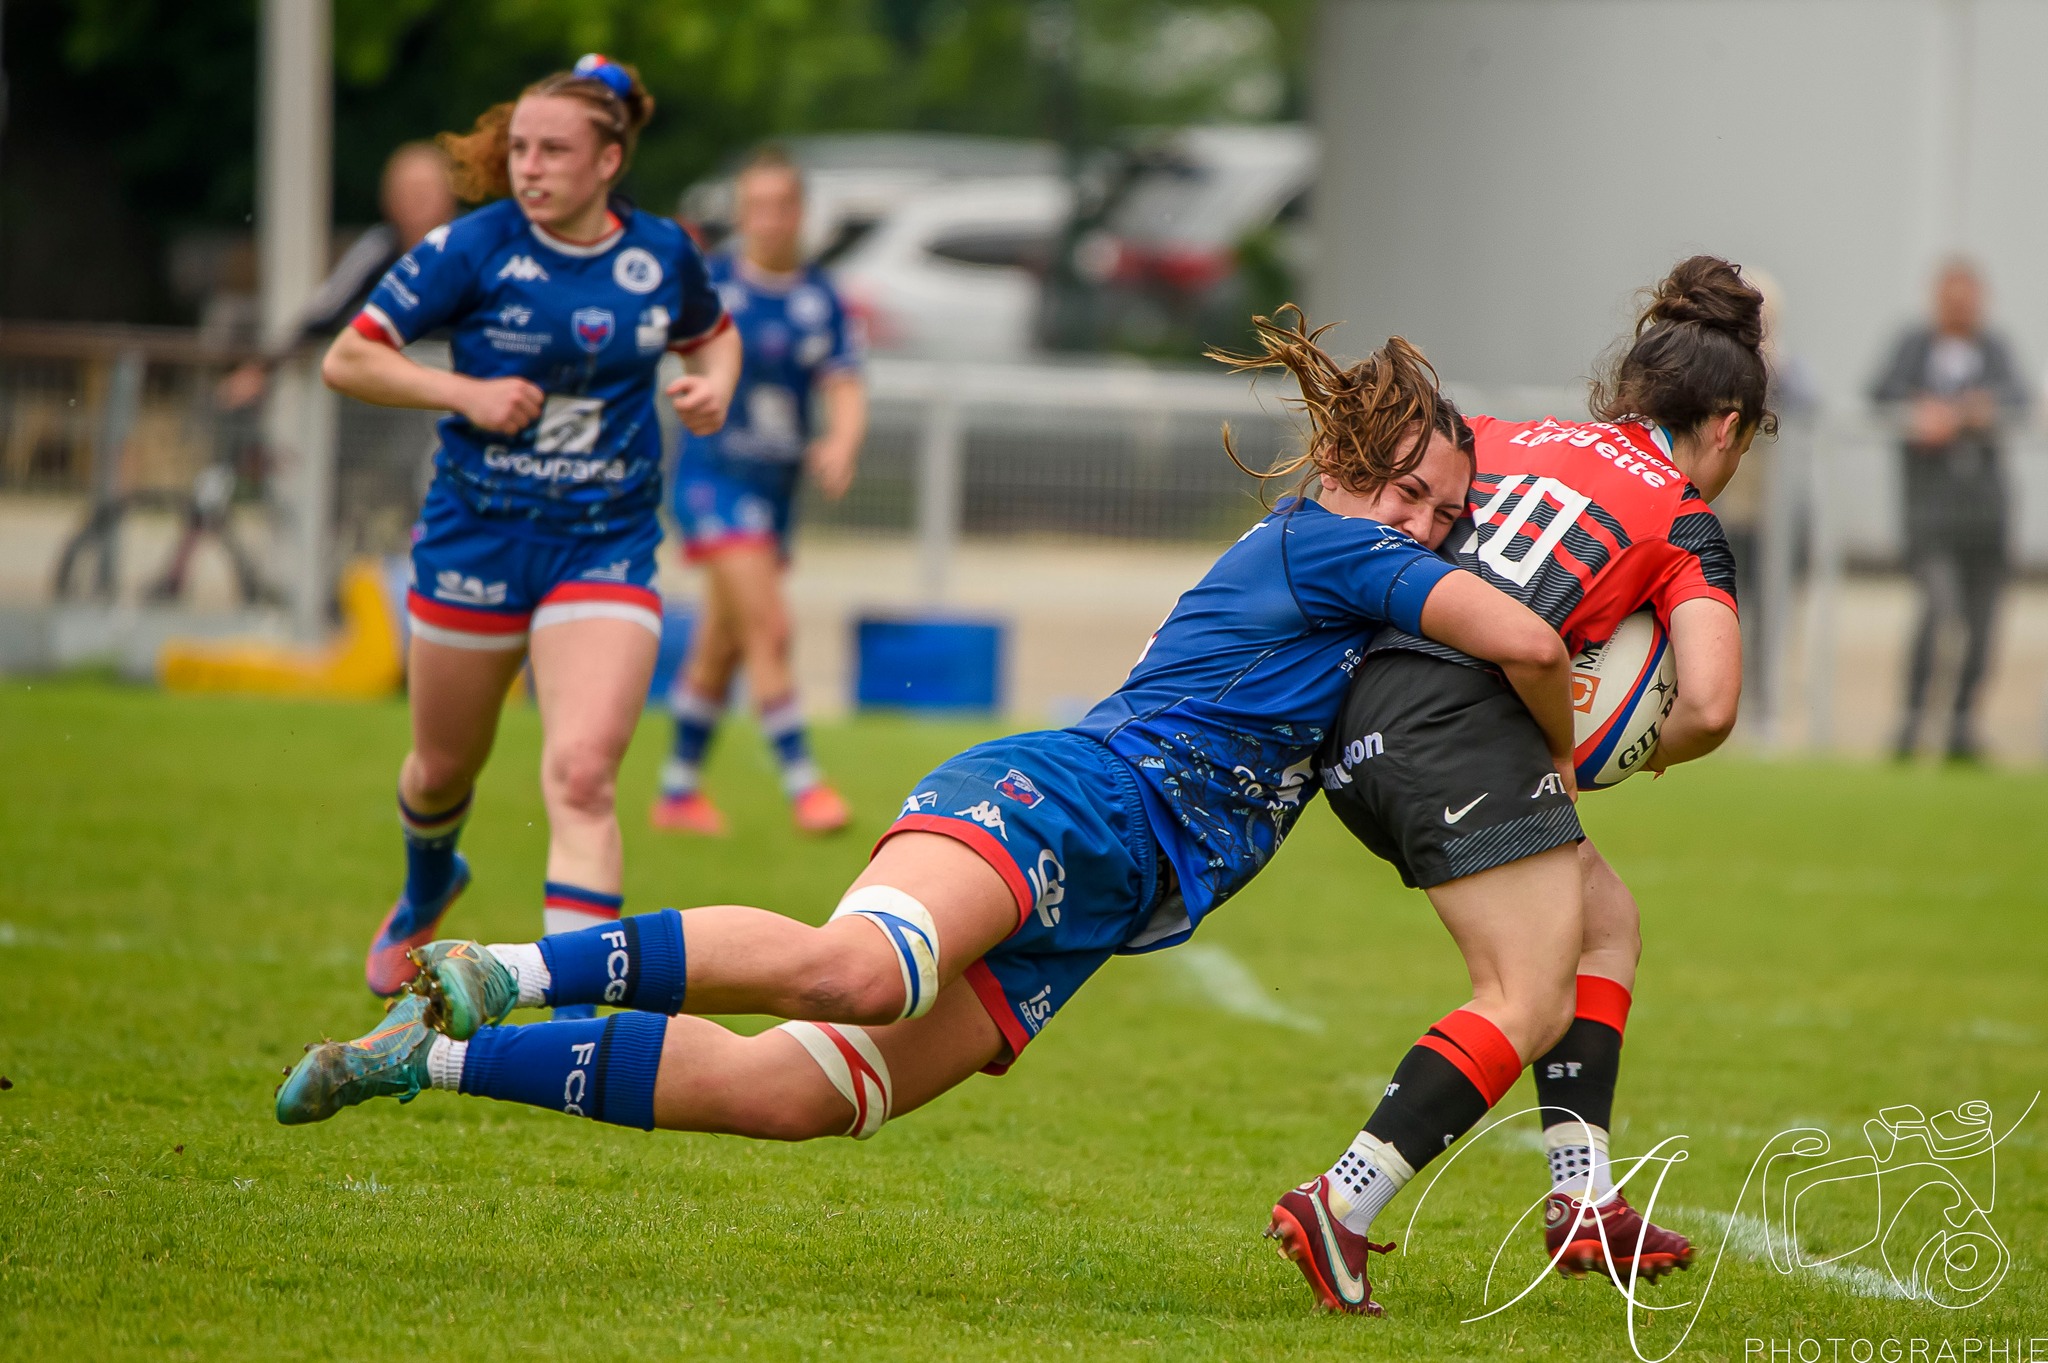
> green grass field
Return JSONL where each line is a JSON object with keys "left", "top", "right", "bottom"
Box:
{"left": 3, "top": 679, "right": 2045, "bottom": 1361}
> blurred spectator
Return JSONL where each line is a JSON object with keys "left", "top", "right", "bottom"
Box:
{"left": 217, "top": 142, "right": 455, "bottom": 409}
{"left": 1870, "top": 259, "right": 2029, "bottom": 761}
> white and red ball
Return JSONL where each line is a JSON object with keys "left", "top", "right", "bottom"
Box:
{"left": 1570, "top": 610, "right": 1676, "bottom": 790}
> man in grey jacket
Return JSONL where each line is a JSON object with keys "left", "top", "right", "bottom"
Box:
{"left": 1871, "top": 259, "right": 2029, "bottom": 761}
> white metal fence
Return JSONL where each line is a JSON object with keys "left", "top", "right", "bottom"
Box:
{"left": 8, "top": 324, "right": 2048, "bottom": 755}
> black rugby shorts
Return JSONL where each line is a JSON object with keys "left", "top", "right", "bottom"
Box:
{"left": 1319, "top": 650, "right": 1583, "bottom": 889}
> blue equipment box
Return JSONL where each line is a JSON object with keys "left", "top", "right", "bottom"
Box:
{"left": 855, "top": 616, "right": 1004, "bottom": 713}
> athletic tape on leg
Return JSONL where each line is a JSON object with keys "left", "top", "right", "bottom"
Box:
{"left": 829, "top": 885, "right": 940, "bottom": 1021}
{"left": 777, "top": 1021, "right": 893, "bottom": 1139}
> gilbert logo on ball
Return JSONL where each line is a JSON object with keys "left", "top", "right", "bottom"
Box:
{"left": 1570, "top": 610, "right": 1676, "bottom": 789}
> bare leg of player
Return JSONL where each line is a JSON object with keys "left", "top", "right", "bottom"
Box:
{"left": 651, "top": 980, "right": 1005, "bottom": 1139}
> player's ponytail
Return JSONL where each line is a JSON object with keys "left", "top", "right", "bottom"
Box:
{"left": 438, "top": 54, "right": 656, "bottom": 204}
{"left": 1208, "top": 305, "right": 1473, "bottom": 502}
{"left": 1592, "top": 255, "right": 1776, "bottom": 438}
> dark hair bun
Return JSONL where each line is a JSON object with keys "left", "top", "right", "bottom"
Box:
{"left": 1641, "top": 255, "right": 1765, "bottom": 351}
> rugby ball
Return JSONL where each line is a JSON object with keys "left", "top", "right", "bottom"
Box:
{"left": 1570, "top": 610, "right": 1676, "bottom": 790}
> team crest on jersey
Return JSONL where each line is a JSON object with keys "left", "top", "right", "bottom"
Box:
{"left": 572, "top": 308, "right": 615, "bottom": 354}
{"left": 994, "top": 769, "right": 1044, "bottom": 808}
{"left": 497, "top": 254, "right": 549, "bottom": 283}
{"left": 613, "top": 246, "right": 662, "bottom": 294}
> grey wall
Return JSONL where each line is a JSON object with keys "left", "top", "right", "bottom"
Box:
{"left": 1311, "top": 0, "right": 2048, "bottom": 413}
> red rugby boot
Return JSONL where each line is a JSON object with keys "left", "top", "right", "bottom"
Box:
{"left": 791, "top": 783, "right": 851, "bottom": 835}
{"left": 1543, "top": 1190, "right": 1695, "bottom": 1282}
{"left": 649, "top": 790, "right": 728, "bottom": 836}
{"left": 1266, "top": 1176, "right": 1397, "bottom": 1316}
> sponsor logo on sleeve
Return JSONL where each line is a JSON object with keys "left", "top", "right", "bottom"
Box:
{"left": 423, "top": 224, "right": 450, "bottom": 251}
{"left": 900, "top": 789, "right": 939, "bottom": 817}
{"left": 635, "top": 305, "right": 671, "bottom": 353}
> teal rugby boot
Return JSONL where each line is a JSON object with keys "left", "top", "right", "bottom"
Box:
{"left": 408, "top": 939, "right": 519, "bottom": 1041}
{"left": 275, "top": 993, "right": 436, "bottom": 1126}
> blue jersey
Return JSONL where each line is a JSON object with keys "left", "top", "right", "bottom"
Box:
{"left": 358, "top": 198, "right": 727, "bottom": 537}
{"left": 1071, "top": 498, "right": 1457, "bottom": 949}
{"left": 683, "top": 254, "right": 860, "bottom": 466}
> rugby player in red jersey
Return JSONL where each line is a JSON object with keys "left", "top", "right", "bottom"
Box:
{"left": 1272, "top": 257, "right": 1765, "bottom": 1314}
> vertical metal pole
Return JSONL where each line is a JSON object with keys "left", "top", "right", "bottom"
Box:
{"left": 1804, "top": 420, "right": 1841, "bottom": 751}
{"left": 259, "top": 0, "right": 333, "bottom": 638}
{"left": 916, "top": 392, "right": 964, "bottom": 603}
{"left": 89, "top": 350, "right": 147, "bottom": 599}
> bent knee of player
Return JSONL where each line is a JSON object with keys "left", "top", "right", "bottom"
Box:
{"left": 543, "top": 745, "right": 619, "bottom": 817}
{"left": 734, "top": 1086, "right": 855, "bottom": 1142}
{"left": 790, "top": 923, "right": 909, "bottom": 1025}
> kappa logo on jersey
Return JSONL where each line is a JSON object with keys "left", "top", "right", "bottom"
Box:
{"left": 1026, "top": 849, "right": 1065, "bottom": 927}
{"left": 499, "top": 303, "right": 534, "bottom": 327}
{"left": 497, "top": 254, "right": 550, "bottom": 283}
{"left": 613, "top": 246, "right": 662, "bottom": 294}
{"left": 995, "top": 769, "right": 1045, "bottom": 807}
{"left": 572, "top": 307, "right": 615, "bottom": 354}
{"left": 900, "top": 789, "right": 938, "bottom": 817}
{"left": 953, "top": 800, "right": 1009, "bottom": 840}
{"left": 433, "top": 571, "right": 507, "bottom": 606}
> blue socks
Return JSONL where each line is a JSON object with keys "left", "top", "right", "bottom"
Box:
{"left": 536, "top": 908, "right": 689, "bottom": 1013}
{"left": 759, "top": 695, "right": 819, "bottom": 797}
{"left": 459, "top": 1011, "right": 668, "bottom": 1130}
{"left": 662, "top": 687, "right": 723, "bottom": 797}
{"left": 396, "top": 789, "right": 471, "bottom": 930}
{"left": 542, "top": 881, "right": 624, "bottom": 1022}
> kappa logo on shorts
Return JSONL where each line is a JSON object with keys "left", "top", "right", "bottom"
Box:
{"left": 954, "top": 800, "right": 1009, "bottom": 840}
{"left": 433, "top": 570, "right": 507, "bottom": 606}
{"left": 900, "top": 790, "right": 938, "bottom": 817}
{"left": 995, "top": 769, "right": 1044, "bottom": 807}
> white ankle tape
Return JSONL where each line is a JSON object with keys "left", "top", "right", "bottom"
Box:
{"left": 778, "top": 1021, "right": 893, "bottom": 1139}
{"left": 830, "top": 885, "right": 940, "bottom": 1021}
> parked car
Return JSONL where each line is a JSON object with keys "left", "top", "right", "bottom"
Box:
{"left": 1042, "top": 124, "right": 1319, "bottom": 357}
{"left": 678, "top": 133, "right": 1060, "bottom": 267}
{"left": 829, "top": 175, "right": 1074, "bottom": 362}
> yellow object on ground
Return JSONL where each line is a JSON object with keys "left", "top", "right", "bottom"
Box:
{"left": 159, "top": 560, "right": 404, "bottom": 699}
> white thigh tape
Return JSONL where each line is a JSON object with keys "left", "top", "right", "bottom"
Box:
{"left": 777, "top": 1021, "right": 893, "bottom": 1139}
{"left": 830, "top": 885, "right": 940, "bottom": 1021}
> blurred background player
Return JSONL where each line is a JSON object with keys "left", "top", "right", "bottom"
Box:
{"left": 318, "top": 55, "right": 739, "bottom": 1015}
{"left": 1871, "top": 259, "right": 2029, "bottom": 762}
{"left": 216, "top": 142, "right": 457, "bottom": 411}
{"left": 1276, "top": 258, "right": 1764, "bottom": 1314}
{"left": 653, "top": 146, "right": 866, "bottom": 836}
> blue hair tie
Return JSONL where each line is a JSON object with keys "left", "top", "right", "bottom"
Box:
{"left": 573, "top": 53, "right": 634, "bottom": 100}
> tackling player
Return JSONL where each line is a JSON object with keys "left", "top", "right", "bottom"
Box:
{"left": 652, "top": 146, "right": 866, "bottom": 837}
{"left": 1270, "top": 257, "right": 1764, "bottom": 1314}
{"left": 274, "top": 318, "right": 1576, "bottom": 1215}
{"left": 320, "top": 56, "right": 741, "bottom": 1012}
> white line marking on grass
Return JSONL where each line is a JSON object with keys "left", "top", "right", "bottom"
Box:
{"left": 1662, "top": 1204, "right": 1913, "bottom": 1300}
{"left": 1165, "top": 944, "right": 1324, "bottom": 1033}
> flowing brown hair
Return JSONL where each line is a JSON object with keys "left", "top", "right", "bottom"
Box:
{"left": 1591, "top": 255, "right": 1776, "bottom": 438}
{"left": 438, "top": 62, "right": 656, "bottom": 204}
{"left": 1207, "top": 305, "right": 1473, "bottom": 504}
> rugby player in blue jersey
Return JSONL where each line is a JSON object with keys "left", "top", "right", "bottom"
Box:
{"left": 652, "top": 146, "right": 867, "bottom": 838}
{"left": 278, "top": 317, "right": 1578, "bottom": 1220}
{"left": 319, "top": 56, "right": 741, "bottom": 1010}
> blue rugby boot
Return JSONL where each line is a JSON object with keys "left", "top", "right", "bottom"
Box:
{"left": 275, "top": 993, "right": 436, "bottom": 1126}
{"left": 408, "top": 939, "right": 519, "bottom": 1040}
{"left": 365, "top": 853, "right": 471, "bottom": 997}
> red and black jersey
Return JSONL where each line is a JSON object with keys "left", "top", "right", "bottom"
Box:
{"left": 1374, "top": 414, "right": 1737, "bottom": 663}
